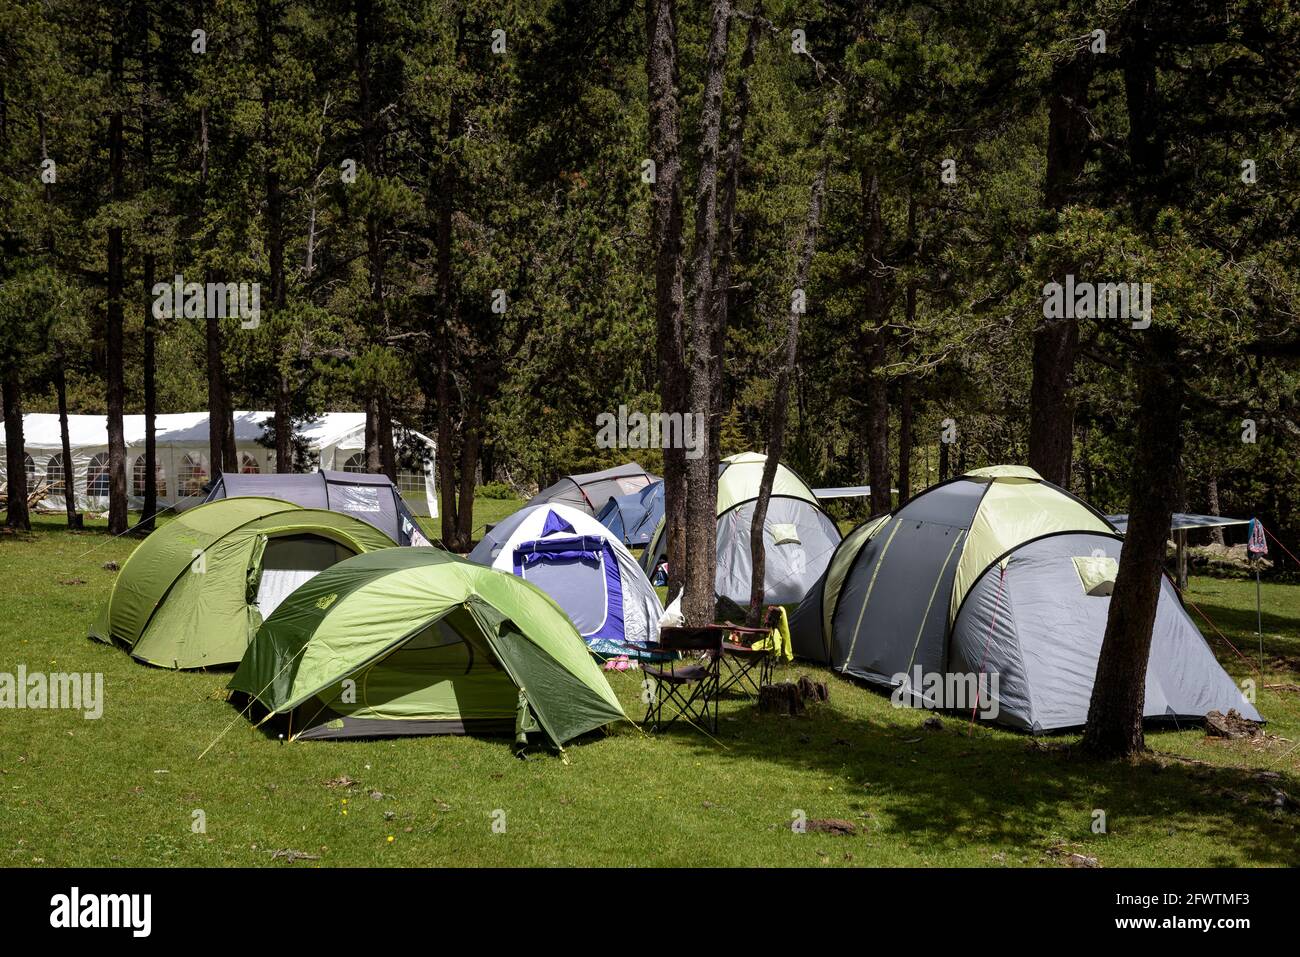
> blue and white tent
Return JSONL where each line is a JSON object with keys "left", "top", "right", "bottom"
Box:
{"left": 468, "top": 503, "right": 663, "bottom": 657}
{"left": 596, "top": 481, "right": 664, "bottom": 547}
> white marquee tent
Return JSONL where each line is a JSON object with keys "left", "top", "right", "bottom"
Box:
{"left": 0, "top": 411, "right": 438, "bottom": 517}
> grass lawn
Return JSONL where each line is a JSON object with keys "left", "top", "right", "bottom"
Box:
{"left": 1, "top": 504, "right": 1298, "bottom": 867}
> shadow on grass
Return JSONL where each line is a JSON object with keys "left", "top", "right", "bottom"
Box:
{"left": 648, "top": 680, "right": 1300, "bottom": 866}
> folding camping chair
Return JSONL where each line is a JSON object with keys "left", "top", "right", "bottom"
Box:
{"left": 641, "top": 625, "right": 723, "bottom": 734}
{"left": 718, "top": 622, "right": 776, "bottom": 698}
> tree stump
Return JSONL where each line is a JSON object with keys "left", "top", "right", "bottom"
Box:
{"left": 797, "top": 675, "right": 829, "bottom": 703}
{"left": 758, "top": 681, "right": 805, "bottom": 716}
{"left": 758, "top": 676, "right": 828, "bottom": 715}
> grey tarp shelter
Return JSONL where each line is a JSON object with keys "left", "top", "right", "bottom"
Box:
{"left": 205, "top": 470, "right": 428, "bottom": 546}
{"left": 791, "top": 466, "right": 1260, "bottom": 732}
{"left": 526, "top": 462, "right": 659, "bottom": 517}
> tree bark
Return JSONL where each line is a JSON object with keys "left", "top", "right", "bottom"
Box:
{"left": 1081, "top": 331, "right": 1182, "bottom": 757}
{"left": 748, "top": 156, "right": 828, "bottom": 624}
{"left": 681, "top": 0, "right": 731, "bottom": 626}
{"left": 53, "top": 352, "right": 82, "bottom": 529}
{"left": 105, "top": 25, "right": 128, "bottom": 534}
{"left": 1028, "top": 57, "right": 1091, "bottom": 488}
{"left": 861, "top": 168, "right": 891, "bottom": 516}
{"left": 646, "top": 0, "right": 688, "bottom": 601}
{"left": 260, "top": 0, "right": 290, "bottom": 475}
{"left": 138, "top": 0, "right": 157, "bottom": 530}
{"left": 1206, "top": 474, "right": 1224, "bottom": 545}
{"left": 1082, "top": 10, "right": 1174, "bottom": 759}
{"left": 2, "top": 375, "right": 29, "bottom": 530}
{"left": 710, "top": 1, "right": 762, "bottom": 464}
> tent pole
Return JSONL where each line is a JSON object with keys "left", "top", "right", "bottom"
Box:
{"left": 1256, "top": 563, "right": 1263, "bottom": 675}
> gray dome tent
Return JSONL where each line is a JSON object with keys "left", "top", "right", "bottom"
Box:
{"left": 526, "top": 462, "right": 659, "bottom": 517}
{"left": 205, "top": 469, "right": 429, "bottom": 546}
{"left": 790, "top": 466, "right": 1259, "bottom": 732}
{"left": 641, "top": 452, "right": 842, "bottom": 605}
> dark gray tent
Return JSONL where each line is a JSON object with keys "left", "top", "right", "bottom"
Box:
{"left": 205, "top": 470, "right": 428, "bottom": 546}
{"left": 791, "top": 466, "right": 1260, "bottom": 732}
{"left": 526, "top": 462, "right": 659, "bottom": 517}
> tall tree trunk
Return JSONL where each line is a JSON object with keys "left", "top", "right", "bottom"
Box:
{"left": 646, "top": 0, "right": 688, "bottom": 601}
{"left": 436, "top": 332, "right": 460, "bottom": 545}
{"left": 861, "top": 168, "right": 891, "bottom": 516}
{"left": 2, "top": 376, "right": 29, "bottom": 530}
{"left": 54, "top": 353, "right": 82, "bottom": 528}
{"left": 748, "top": 155, "right": 828, "bottom": 624}
{"left": 1081, "top": 332, "right": 1182, "bottom": 757}
{"left": 433, "top": 22, "right": 466, "bottom": 548}
{"left": 106, "top": 25, "right": 129, "bottom": 534}
{"left": 138, "top": 0, "right": 157, "bottom": 530}
{"left": 41, "top": 105, "right": 83, "bottom": 530}
{"left": 1028, "top": 58, "right": 1091, "bottom": 487}
{"left": 1206, "top": 474, "right": 1224, "bottom": 545}
{"left": 897, "top": 191, "right": 917, "bottom": 505}
{"left": 681, "top": 0, "right": 731, "bottom": 626}
{"left": 355, "top": 0, "right": 392, "bottom": 475}
{"left": 1082, "top": 9, "right": 1172, "bottom": 759}
{"left": 710, "top": 1, "right": 762, "bottom": 467}
{"left": 260, "top": 0, "right": 290, "bottom": 475}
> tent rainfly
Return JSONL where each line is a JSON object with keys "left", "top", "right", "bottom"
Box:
{"left": 790, "top": 465, "right": 1261, "bottom": 732}
{"left": 0, "top": 411, "right": 437, "bottom": 517}
{"left": 641, "top": 452, "right": 842, "bottom": 605}
{"left": 595, "top": 480, "right": 664, "bottom": 547}
{"left": 89, "top": 497, "right": 393, "bottom": 669}
{"left": 206, "top": 469, "right": 431, "bottom": 546}
{"left": 526, "top": 462, "right": 659, "bottom": 517}
{"left": 469, "top": 503, "right": 663, "bottom": 656}
{"left": 229, "top": 547, "right": 628, "bottom": 746}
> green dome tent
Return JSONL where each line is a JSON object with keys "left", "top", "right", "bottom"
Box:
{"left": 790, "top": 466, "right": 1261, "bottom": 732}
{"left": 229, "top": 548, "right": 628, "bottom": 746}
{"left": 89, "top": 497, "right": 393, "bottom": 669}
{"left": 641, "top": 452, "right": 842, "bottom": 605}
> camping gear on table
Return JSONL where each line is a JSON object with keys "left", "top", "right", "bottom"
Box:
{"left": 641, "top": 452, "right": 842, "bottom": 606}
{"left": 229, "top": 547, "right": 628, "bottom": 746}
{"left": 89, "top": 496, "right": 392, "bottom": 669}
{"left": 468, "top": 503, "right": 663, "bottom": 657}
{"left": 790, "top": 465, "right": 1261, "bottom": 732}
{"left": 206, "top": 469, "right": 429, "bottom": 546}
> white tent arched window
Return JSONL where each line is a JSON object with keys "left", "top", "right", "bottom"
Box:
{"left": 239, "top": 453, "right": 260, "bottom": 474}
{"left": 133, "top": 456, "right": 167, "bottom": 497}
{"left": 46, "top": 454, "right": 66, "bottom": 493}
{"left": 341, "top": 453, "right": 366, "bottom": 473}
{"left": 178, "top": 453, "right": 208, "bottom": 497}
{"left": 87, "top": 452, "right": 111, "bottom": 496}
